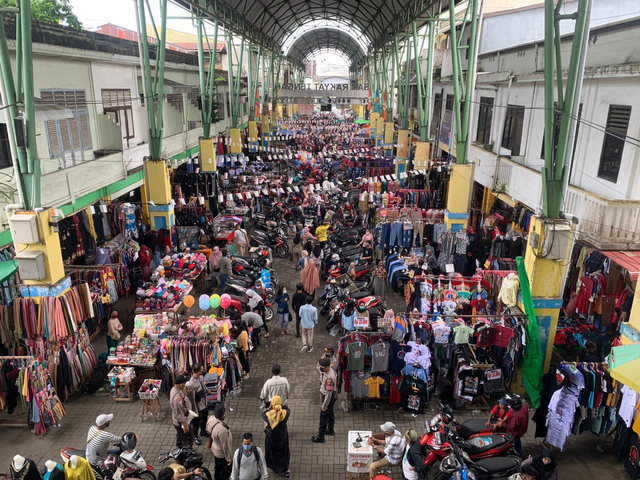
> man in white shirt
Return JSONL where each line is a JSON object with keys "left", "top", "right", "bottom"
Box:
{"left": 368, "top": 421, "right": 406, "bottom": 480}
{"left": 86, "top": 414, "right": 122, "bottom": 466}
{"left": 233, "top": 225, "right": 248, "bottom": 256}
{"left": 260, "top": 364, "right": 290, "bottom": 406}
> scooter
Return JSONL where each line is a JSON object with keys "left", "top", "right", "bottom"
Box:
{"left": 62, "top": 433, "right": 155, "bottom": 480}
{"left": 430, "top": 400, "right": 495, "bottom": 439}
{"left": 158, "top": 448, "right": 211, "bottom": 480}
{"left": 222, "top": 291, "right": 274, "bottom": 322}
{"left": 435, "top": 443, "right": 521, "bottom": 480}
{"left": 421, "top": 424, "right": 515, "bottom": 470}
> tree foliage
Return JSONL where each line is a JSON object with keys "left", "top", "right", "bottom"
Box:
{"left": 0, "top": 0, "right": 82, "bottom": 29}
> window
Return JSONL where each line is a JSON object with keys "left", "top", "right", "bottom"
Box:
{"left": 41, "top": 89, "right": 92, "bottom": 166}
{"left": 216, "top": 94, "right": 226, "bottom": 120}
{"left": 598, "top": 105, "right": 632, "bottom": 183}
{"left": 0, "top": 123, "right": 12, "bottom": 169}
{"left": 409, "top": 85, "right": 417, "bottom": 109}
{"left": 501, "top": 104, "right": 525, "bottom": 156}
{"left": 476, "top": 97, "right": 494, "bottom": 145}
{"left": 445, "top": 94, "right": 454, "bottom": 111}
{"left": 102, "top": 89, "right": 134, "bottom": 147}
{"left": 431, "top": 92, "right": 443, "bottom": 136}
{"left": 541, "top": 103, "right": 583, "bottom": 160}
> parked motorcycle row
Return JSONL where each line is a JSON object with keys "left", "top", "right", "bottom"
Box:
{"left": 422, "top": 401, "right": 526, "bottom": 480}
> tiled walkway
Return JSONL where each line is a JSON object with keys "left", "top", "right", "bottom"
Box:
{"left": 0, "top": 257, "right": 628, "bottom": 479}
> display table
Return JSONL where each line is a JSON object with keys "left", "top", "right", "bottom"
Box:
{"left": 347, "top": 430, "right": 373, "bottom": 478}
{"left": 139, "top": 379, "right": 163, "bottom": 422}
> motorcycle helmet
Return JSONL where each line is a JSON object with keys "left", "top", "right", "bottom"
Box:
{"left": 121, "top": 432, "right": 137, "bottom": 451}
{"left": 332, "top": 253, "right": 339, "bottom": 261}
{"left": 508, "top": 393, "right": 523, "bottom": 410}
{"left": 338, "top": 278, "right": 350, "bottom": 288}
{"left": 439, "top": 454, "right": 460, "bottom": 475}
{"left": 101, "top": 455, "right": 119, "bottom": 474}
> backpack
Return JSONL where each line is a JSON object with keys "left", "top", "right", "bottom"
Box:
{"left": 236, "top": 447, "right": 261, "bottom": 471}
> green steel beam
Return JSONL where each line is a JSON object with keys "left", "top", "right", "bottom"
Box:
{"left": 226, "top": 32, "right": 245, "bottom": 128}
{"left": 197, "top": 17, "right": 219, "bottom": 139}
{"left": 448, "top": 0, "right": 480, "bottom": 164}
{"left": 413, "top": 22, "right": 435, "bottom": 142}
{"left": 248, "top": 45, "right": 262, "bottom": 120}
{"left": 262, "top": 51, "right": 273, "bottom": 114}
{"left": 272, "top": 55, "right": 282, "bottom": 113}
{"left": 541, "top": 0, "right": 592, "bottom": 218}
{"left": 138, "top": 0, "right": 168, "bottom": 160}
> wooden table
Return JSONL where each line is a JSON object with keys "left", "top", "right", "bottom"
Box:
{"left": 140, "top": 396, "right": 163, "bottom": 422}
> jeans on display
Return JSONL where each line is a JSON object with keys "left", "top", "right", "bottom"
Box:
{"left": 402, "top": 228, "right": 414, "bottom": 247}
{"left": 389, "top": 222, "right": 403, "bottom": 247}
{"left": 380, "top": 223, "right": 391, "bottom": 250}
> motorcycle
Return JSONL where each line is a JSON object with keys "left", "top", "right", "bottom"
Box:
{"left": 318, "top": 279, "right": 343, "bottom": 307}
{"left": 249, "top": 228, "right": 290, "bottom": 258}
{"left": 430, "top": 400, "right": 495, "bottom": 439}
{"left": 420, "top": 423, "right": 515, "bottom": 470}
{"left": 61, "top": 433, "right": 155, "bottom": 480}
{"left": 221, "top": 290, "right": 274, "bottom": 322}
{"left": 158, "top": 448, "right": 211, "bottom": 480}
{"left": 435, "top": 442, "right": 521, "bottom": 480}
{"left": 326, "top": 262, "right": 371, "bottom": 281}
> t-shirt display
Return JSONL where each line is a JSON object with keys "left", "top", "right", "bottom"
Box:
{"left": 453, "top": 324, "right": 474, "bottom": 344}
{"left": 370, "top": 342, "right": 390, "bottom": 372}
{"left": 346, "top": 342, "right": 367, "bottom": 371}
{"left": 364, "top": 376, "right": 385, "bottom": 398}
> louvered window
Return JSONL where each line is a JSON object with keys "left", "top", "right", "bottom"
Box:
{"left": 598, "top": 105, "right": 632, "bottom": 183}
{"left": 41, "top": 89, "right": 92, "bottom": 167}
{"left": 102, "top": 89, "right": 134, "bottom": 146}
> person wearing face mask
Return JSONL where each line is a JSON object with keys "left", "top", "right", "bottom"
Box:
{"left": 230, "top": 433, "right": 268, "bottom": 480}
{"left": 170, "top": 374, "right": 194, "bottom": 448}
{"left": 367, "top": 422, "right": 406, "bottom": 480}
{"left": 207, "top": 405, "right": 233, "bottom": 480}
{"left": 218, "top": 249, "right": 232, "bottom": 294}
{"left": 311, "top": 357, "right": 337, "bottom": 443}
{"left": 85, "top": 414, "right": 122, "bottom": 467}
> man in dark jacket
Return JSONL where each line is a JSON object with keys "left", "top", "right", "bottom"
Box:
{"left": 402, "top": 429, "right": 427, "bottom": 479}
{"left": 291, "top": 283, "right": 307, "bottom": 338}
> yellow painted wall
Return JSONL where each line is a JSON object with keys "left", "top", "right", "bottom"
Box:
{"left": 415, "top": 142, "right": 431, "bottom": 169}
{"left": 140, "top": 181, "right": 150, "bottom": 224}
{"left": 199, "top": 138, "right": 216, "bottom": 172}
{"left": 376, "top": 117, "right": 384, "bottom": 136}
{"left": 370, "top": 111, "right": 379, "bottom": 128}
{"left": 145, "top": 160, "right": 171, "bottom": 205}
{"left": 229, "top": 128, "right": 242, "bottom": 154}
{"left": 261, "top": 114, "right": 270, "bottom": 137}
{"left": 397, "top": 130, "right": 409, "bottom": 159}
{"left": 446, "top": 163, "right": 474, "bottom": 214}
{"left": 15, "top": 209, "right": 65, "bottom": 285}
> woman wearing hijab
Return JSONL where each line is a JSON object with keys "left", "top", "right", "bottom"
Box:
{"left": 371, "top": 260, "right": 387, "bottom": 301}
{"left": 299, "top": 251, "right": 320, "bottom": 298}
{"left": 208, "top": 246, "right": 223, "bottom": 286}
{"left": 311, "top": 242, "right": 324, "bottom": 268}
{"left": 521, "top": 449, "right": 558, "bottom": 480}
{"left": 261, "top": 395, "right": 291, "bottom": 478}
{"left": 301, "top": 227, "right": 316, "bottom": 254}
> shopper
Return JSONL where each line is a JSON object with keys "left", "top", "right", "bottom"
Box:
{"left": 206, "top": 405, "right": 233, "bottom": 480}
{"left": 300, "top": 252, "right": 320, "bottom": 298}
{"left": 291, "top": 233, "right": 303, "bottom": 266}
{"left": 187, "top": 363, "right": 208, "bottom": 445}
{"left": 368, "top": 422, "right": 406, "bottom": 479}
{"left": 230, "top": 433, "right": 268, "bottom": 480}
{"left": 370, "top": 260, "right": 387, "bottom": 301}
{"left": 507, "top": 464, "right": 540, "bottom": 480}
{"left": 311, "top": 357, "right": 337, "bottom": 443}
{"left": 208, "top": 246, "right": 223, "bottom": 286}
{"left": 241, "top": 311, "right": 264, "bottom": 350}
{"left": 106, "top": 311, "right": 123, "bottom": 351}
{"left": 497, "top": 394, "right": 529, "bottom": 456}
{"left": 170, "top": 374, "right": 193, "bottom": 448}
{"left": 261, "top": 396, "right": 291, "bottom": 478}
{"left": 86, "top": 414, "right": 121, "bottom": 466}
{"left": 311, "top": 242, "right": 324, "bottom": 269}
{"left": 232, "top": 324, "right": 251, "bottom": 379}
{"left": 158, "top": 467, "right": 204, "bottom": 480}
{"left": 521, "top": 449, "right": 558, "bottom": 480}
{"left": 218, "top": 249, "right": 232, "bottom": 293}
{"left": 274, "top": 286, "right": 290, "bottom": 335}
{"left": 321, "top": 345, "right": 338, "bottom": 372}
{"left": 299, "top": 296, "right": 318, "bottom": 353}
{"left": 315, "top": 221, "right": 330, "bottom": 249}
{"left": 486, "top": 397, "right": 511, "bottom": 431}
{"left": 291, "top": 283, "right": 307, "bottom": 338}
{"left": 402, "top": 429, "right": 427, "bottom": 480}
{"left": 233, "top": 224, "right": 248, "bottom": 256}
{"left": 260, "top": 364, "right": 290, "bottom": 406}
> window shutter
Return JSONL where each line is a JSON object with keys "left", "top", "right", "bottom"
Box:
{"left": 79, "top": 112, "right": 92, "bottom": 149}
{"left": 70, "top": 117, "right": 81, "bottom": 151}
{"left": 59, "top": 120, "right": 72, "bottom": 153}
{"left": 46, "top": 120, "right": 61, "bottom": 157}
{"left": 607, "top": 105, "right": 631, "bottom": 132}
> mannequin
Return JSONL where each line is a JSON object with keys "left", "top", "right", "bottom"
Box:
{"left": 10, "top": 455, "right": 41, "bottom": 480}
{"left": 70, "top": 457, "right": 78, "bottom": 469}
{"left": 45, "top": 462, "right": 57, "bottom": 473}
{"left": 64, "top": 455, "right": 95, "bottom": 480}
{"left": 43, "top": 461, "right": 64, "bottom": 480}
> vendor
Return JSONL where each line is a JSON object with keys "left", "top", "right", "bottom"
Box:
{"left": 368, "top": 422, "right": 406, "bottom": 480}
{"left": 107, "top": 311, "right": 123, "bottom": 351}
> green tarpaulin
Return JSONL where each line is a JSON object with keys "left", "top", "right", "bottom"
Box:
{"left": 516, "top": 256, "right": 543, "bottom": 408}
{"left": 0, "top": 260, "right": 18, "bottom": 283}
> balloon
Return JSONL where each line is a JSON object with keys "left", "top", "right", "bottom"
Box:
{"left": 199, "top": 294, "right": 210, "bottom": 311}
{"left": 183, "top": 295, "right": 194, "bottom": 308}
{"left": 220, "top": 293, "right": 231, "bottom": 309}
{"left": 210, "top": 294, "right": 220, "bottom": 309}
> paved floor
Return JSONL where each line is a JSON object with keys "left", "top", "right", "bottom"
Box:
{"left": 0, "top": 256, "right": 629, "bottom": 479}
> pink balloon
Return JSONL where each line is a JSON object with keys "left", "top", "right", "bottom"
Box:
{"left": 220, "top": 293, "right": 231, "bottom": 309}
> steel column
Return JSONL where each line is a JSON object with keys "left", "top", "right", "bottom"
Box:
{"left": 226, "top": 32, "right": 245, "bottom": 129}
{"left": 271, "top": 55, "right": 282, "bottom": 113}
{"left": 413, "top": 22, "right": 436, "bottom": 142}
{"left": 394, "top": 37, "right": 411, "bottom": 130}
{"left": 248, "top": 46, "right": 262, "bottom": 120}
{"left": 137, "top": 0, "right": 168, "bottom": 161}
{"left": 541, "top": 0, "right": 592, "bottom": 218}
{"left": 448, "top": 0, "right": 480, "bottom": 164}
{"left": 196, "top": 17, "right": 219, "bottom": 139}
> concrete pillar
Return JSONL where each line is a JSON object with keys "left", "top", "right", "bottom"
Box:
{"left": 200, "top": 138, "right": 216, "bottom": 172}
{"left": 414, "top": 142, "right": 430, "bottom": 170}
{"left": 369, "top": 112, "right": 379, "bottom": 140}
{"left": 144, "top": 160, "right": 174, "bottom": 230}
{"left": 397, "top": 130, "right": 409, "bottom": 160}
{"left": 383, "top": 122, "right": 394, "bottom": 157}
{"left": 229, "top": 128, "right": 242, "bottom": 154}
{"left": 261, "top": 114, "right": 270, "bottom": 149}
{"left": 444, "top": 163, "right": 474, "bottom": 232}
{"left": 248, "top": 121, "right": 259, "bottom": 152}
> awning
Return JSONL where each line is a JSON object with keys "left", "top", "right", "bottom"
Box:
{"left": 602, "top": 251, "right": 640, "bottom": 280}
{"left": 0, "top": 260, "right": 18, "bottom": 283}
{"left": 610, "top": 343, "right": 640, "bottom": 369}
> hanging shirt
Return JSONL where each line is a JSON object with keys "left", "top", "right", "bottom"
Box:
{"left": 453, "top": 325, "right": 474, "bottom": 344}
{"left": 364, "top": 376, "right": 385, "bottom": 398}
{"left": 620, "top": 385, "right": 639, "bottom": 428}
{"left": 370, "top": 342, "right": 390, "bottom": 372}
{"left": 346, "top": 342, "right": 367, "bottom": 371}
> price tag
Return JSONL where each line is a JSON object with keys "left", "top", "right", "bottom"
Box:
{"left": 354, "top": 315, "right": 370, "bottom": 329}
{"left": 198, "top": 196, "right": 205, "bottom": 205}
{"left": 245, "top": 192, "right": 251, "bottom": 199}
{"left": 445, "top": 264, "right": 455, "bottom": 273}
{"left": 218, "top": 194, "right": 224, "bottom": 203}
